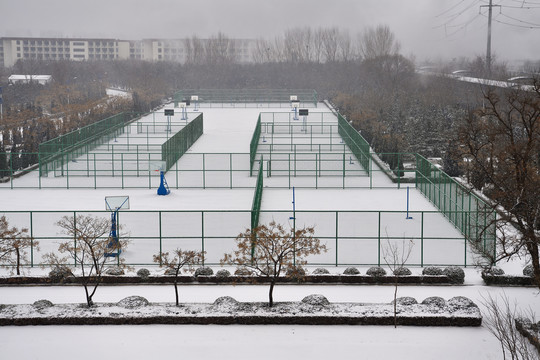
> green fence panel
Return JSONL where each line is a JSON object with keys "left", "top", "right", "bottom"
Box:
{"left": 415, "top": 154, "right": 496, "bottom": 257}
{"left": 251, "top": 159, "right": 264, "bottom": 230}
{"left": 249, "top": 114, "right": 261, "bottom": 176}
{"left": 38, "top": 112, "right": 139, "bottom": 177}
{"left": 161, "top": 113, "right": 203, "bottom": 171}
{"left": 337, "top": 113, "right": 371, "bottom": 174}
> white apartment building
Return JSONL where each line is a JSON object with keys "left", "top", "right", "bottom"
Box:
{"left": 0, "top": 37, "right": 257, "bottom": 67}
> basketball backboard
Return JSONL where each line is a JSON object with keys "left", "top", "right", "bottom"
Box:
{"left": 105, "top": 196, "right": 130, "bottom": 211}
{"left": 150, "top": 160, "right": 167, "bottom": 172}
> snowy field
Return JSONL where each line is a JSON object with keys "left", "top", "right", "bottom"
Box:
{"left": 0, "top": 101, "right": 537, "bottom": 359}
{"left": 0, "top": 102, "right": 476, "bottom": 266}
{"left": 1, "top": 279, "right": 539, "bottom": 360}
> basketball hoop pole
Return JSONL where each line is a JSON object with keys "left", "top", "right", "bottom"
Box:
{"left": 157, "top": 170, "right": 170, "bottom": 195}
{"left": 104, "top": 196, "right": 129, "bottom": 258}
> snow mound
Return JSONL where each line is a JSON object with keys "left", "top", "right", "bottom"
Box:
{"left": 117, "top": 296, "right": 149, "bottom": 309}
{"left": 443, "top": 266, "right": 465, "bottom": 284}
{"left": 421, "top": 296, "right": 446, "bottom": 307}
{"left": 422, "top": 266, "right": 443, "bottom": 276}
{"left": 392, "top": 297, "right": 418, "bottom": 306}
{"left": 393, "top": 267, "right": 412, "bottom": 276}
{"left": 343, "top": 267, "right": 360, "bottom": 275}
{"left": 195, "top": 267, "right": 214, "bottom": 277}
{"left": 105, "top": 267, "right": 125, "bottom": 276}
{"left": 312, "top": 268, "right": 330, "bottom": 275}
{"left": 301, "top": 294, "right": 330, "bottom": 307}
{"left": 215, "top": 269, "right": 231, "bottom": 278}
{"left": 447, "top": 296, "right": 477, "bottom": 311}
{"left": 212, "top": 296, "right": 241, "bottom": 312}
{"left": 136, "top": 268, "right": 150, "bottom": 279}
{"left": 33, "top": 299, "right": 54, "bottom": 310}
{"left": 48, "top": 267, "right": 73, "bottom": 283}
{"left": 366, "top": 267, "right": 387, "bottom": 277}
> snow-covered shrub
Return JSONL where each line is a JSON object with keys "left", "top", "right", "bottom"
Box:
{"left": 523, "top": 264, "right": 534, "bottom": 277}
{"left": 164, "top": 268, "right": 176, "bottom": 275}
{"left": 391, "top": 297, "right": 418, "bottom": 306}
{"left": 48, "top": 266, "right": 73, "bottom": 283}
{"left": 105, "top": 267, "right": 125, "bottom": 276}
{"left": 312, "top": 267, "right": 330, "bottom": 275}
{"left": 343, "top": 267, "right": 360, "bottom": 275}
{"left": 447, "top": 296, "right": 477, "bottom": 311}
{"left": 33, "top": 299, "right": 54, "bottom": 309}
{"left": 212, "top": 296, "right": 239, "bottom": 312}
{"left": 136, "top": 268, "right": 150, "bottom": 279}
{"left": 393, "top": 267, "right": 412, "bottom": 276}
{"left": 216, "top": 269, "right": 231, "bottom": 278}
{"left": 421, "top": 296, "right": 446, "bottom": 307}
{"left": 117, "top": 296, "right": 149, "bottom": 309}
{"left": 366, "top": 266, "right": 387, "bottom": 277}
{"left": 481, "top": 266, "right": 505, "bottom": 276}
{"left": 194, "top": 266, "right": 214, "bottom": 277}
{"left": 422, "top": 266, "right": 443, "bottom": 276}
{"left": 286, "top": 266, "right": 306, "bottom": 281}
{"left": 301, "top": 294, "right": 330, "bottom": 307}
{"left": 443, "top": 266, "right": 465, "bottom": 284}
{"left": 234, "top": 267, "right": 254, "bottom": 276}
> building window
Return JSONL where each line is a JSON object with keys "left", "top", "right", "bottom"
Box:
{"left": 73, "top": 41, "right": 85, "bottom": 46}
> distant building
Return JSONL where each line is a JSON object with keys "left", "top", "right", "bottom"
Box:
{"left": 0, "top": 36, "right": 257, "bottom": 67}
{"left": 8, "top": 74, "right": 52, "bottom": 85}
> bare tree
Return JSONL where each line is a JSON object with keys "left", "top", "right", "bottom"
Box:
{"left": 52, "top": 214, "right": 128, "bottom": 307}
{"left": 222, "top": 221, "right": 327, "bottom": 307}
{"left": 0, "top": 215, "right": 38, "bottom": 275}
{"left": 358, "top": 24, "right": 401, "bottom": 60}
{"left": 482, "top": 293, "right": 538, "bottom": 360}
{"left": 153, "top": 249, "right": 204, "bottom": 306}
{"left": 459, "top": 80, "right": 540, "bottom": 290}
{"left": 382, "top": 238, "right": 414, "bottom": 328}
{"left": 322, "top": 27, "right": 340, "bottom": 63}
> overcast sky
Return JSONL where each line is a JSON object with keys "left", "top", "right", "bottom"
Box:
{"left": 1, "top": 0, "right": 539, "bottom": 63}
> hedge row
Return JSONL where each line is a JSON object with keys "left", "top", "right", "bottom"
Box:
{"left": 0, "top": 314, "right": 481, "bottom": 327}
{"left": 0, "top": 274, "right": 458, "bottom": 285}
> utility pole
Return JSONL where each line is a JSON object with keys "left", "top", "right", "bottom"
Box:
{"left": 480, "top": 0, "right": 501, "bottom": 77}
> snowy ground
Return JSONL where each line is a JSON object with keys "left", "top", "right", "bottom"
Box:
{"left": 0, "top": 102, "right": 538, "bottom": 359}
{"left": 0, "top": 279, "right": 538, "bottom": 359}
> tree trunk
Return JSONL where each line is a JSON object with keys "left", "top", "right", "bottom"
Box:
{"left": 16, "top": 247, "right": 21, "bottom": 275}
{"left": 393, "top": 277, "right": 398, "bottom": 328}
{"left": 174, "top": 278, "right": 179, "bottom": 307}
{"left": 268, "top": 280, "right": 275, "bottom": 307}
{"left": 84, "top": 284, "right": 93, "bottom": 307}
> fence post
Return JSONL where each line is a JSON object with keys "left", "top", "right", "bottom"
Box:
{"left": 421, "top": 212, "right": 424, "bottom": 267}
{"left": 335, "top": 211, "right": 339, "bottom": 266}
{"left": 30, "top": 211, "right": 34, "bottom": 267}
{"left": 201, "top": 211, "right": 205, "bottom": 266}
{"left": 377, "top": 211, "right": 381, "bottom": 266}
{"left": 159, "top": 211, "right": 163, "bottom": 265}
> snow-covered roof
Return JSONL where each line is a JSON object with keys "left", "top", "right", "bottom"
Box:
{"left": 8, "top": 74, "right": 52, "bottom": 84}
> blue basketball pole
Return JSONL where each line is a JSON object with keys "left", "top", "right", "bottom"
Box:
{"left": 406, "top": 186, "right": 413, "bottom": 219}
{"left": 105, "top": 210, "right": 121, "bottom": 257}
{"left": 157, "top": 170, "right": 170, "bottom": 195}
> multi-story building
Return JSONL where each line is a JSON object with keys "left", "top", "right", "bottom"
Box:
{"left": 0, "top": 37, "right": 257, "bottom": 67}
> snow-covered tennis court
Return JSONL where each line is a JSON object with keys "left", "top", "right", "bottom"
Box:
{"left": 0, "top": 102, "right": 474, "bottom": 266}
{"left": 0, "top": 101, "right": 536, "bottom": 360}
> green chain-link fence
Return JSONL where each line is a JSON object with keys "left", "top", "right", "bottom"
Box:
{"left": 174, "top": 89, "right": 318, "bottom": 107}
{"left": 162, "top": 113, "right": 203, "bottom": 171}
{"left": 416, "top": 154, "right": 496, "bottom": 256}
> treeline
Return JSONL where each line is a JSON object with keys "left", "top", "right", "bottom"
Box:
{"left": 0, "top": 25, "right": 494, "bottom": 178}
